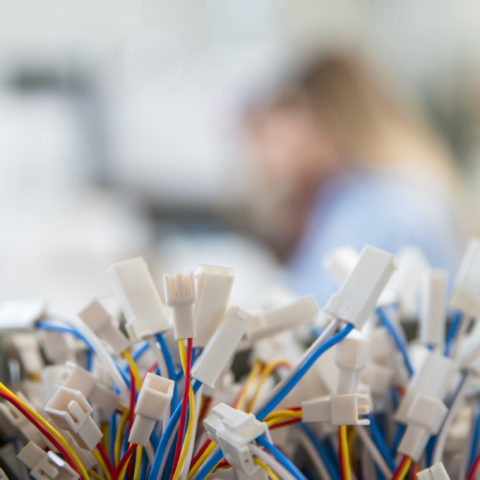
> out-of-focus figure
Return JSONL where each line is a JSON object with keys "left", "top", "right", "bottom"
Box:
{"left": 245, "top": 53, "right": 464, "bottom": 304}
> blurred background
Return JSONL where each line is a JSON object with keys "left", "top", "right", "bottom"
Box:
{"left": 1, "top": 0, "right": 480, "bottom": 313}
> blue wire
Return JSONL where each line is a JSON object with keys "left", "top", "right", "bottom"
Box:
{"left": 36, "top": 321, "right": 95, "bottom": 350}
{"left": 468, "top": 396, "right": 480, "bottom": 471}
{"left": 390, "top": 424, "right": 405, "bottom": 457}
{"left": 109, "top": 413, "right": 117, "bottom": 463}
{"left": 139, "top": 451, "right": 148, "bottom": 479}
{"left": 132, "top": 341, "right": 150, "bottom": 362}
{"left": 365, "top": 414, "right": 396, "bottom": 471}
{"left": 156, "top": 333, "right": 179, "bottom": 409}
{"left": 256, "top": 435, "right": 307, "bottom": 480}
{"left": 256, "top": 324, "right": 354, "bottom": 420}
{"left": 148, "top": 380, "right": 202, "bottom": 480}
{"left": 298, "top": 423, "right": 339, "bottom": 480}
{"left": 84, "top": 349, "right": 93, "bottom": 371}
{"left": 376, "top": 307, "right": 414, "bottom": 377}
{"left": 194, "top": 450, "right": 223, "bottom": 480}
{"left": 444, "top": 311, "right": 463, "bottom": 357}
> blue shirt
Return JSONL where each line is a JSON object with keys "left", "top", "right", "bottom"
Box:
{"left": 287, "top": 170, "right": 463, "bottom": 305}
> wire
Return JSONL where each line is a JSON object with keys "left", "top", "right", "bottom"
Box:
{"left": 256, "top": 322, "right": 352, "bottom": 420}
{"left": 234, "top": 359, "right": 263, "bottom": 410}
{"left": 432, "top": 372, "right": 470, "bottom": 465}
{"left": 134, "top": 446, "right": 143, "bottom": 480}
{"left": 338, "top": 426, "right": 351, "bottom": 480}
{"left": 114, "top": 410, "right": 129, "bottom": 466}
{"left": 364, "top": 414, "right": 396, "bottom": 471}
{"left": 95, "top": 443, "right": 114, "bottom": 480}
{"left": 0, "top": 388, "right": 89, "bottom": 479}
{"left": 189, "top": 441, "right": 214, "bottom": 478}
{"left": 193, "top": 448, "right": 223, "bottom": 480}
{"left": 468, "top": 396, "right": 480, "bottom": 472}
{"left": 254, "top": 456, "right": 280, "bottom": 480}
{"left": 123, "top": 349, "right": 142, "bottom": 390}
{"left": 444, "top": 311, "right": 463, "bottom": 357}
{"left": 256, "top": 435, "right": 307, "bottom": 480}
{"left": 376, "top": 307, "right": 414, "bottom": 377}
{"left": 246, "top": 359, "right": 291, "bottom": 412}
{"left": 89, "top": 469, "right": 105, "bottom": 480}
{"left": 115, "top": 443, "right": 136, "bottom": 479}
{"left": 156, "top": 333, "right": 179, "bottom": 408}
{"left": 468, "top": 453, "right": 480, "bottom": 480}
{"left": 392, "top": 455, "right": 412, "bottom": 480}
{"left": 250, "top": 444, "right": 296, "bottom": 480}
{"left": 354, "top": 425, "right": 393, "bottom": 478}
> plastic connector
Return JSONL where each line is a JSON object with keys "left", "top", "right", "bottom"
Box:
{"left": 194, "top": 265, "right": 234, "bottom": 347}
{"left": 129, "top": 373, "right": 174, "bottom": 446}
{"left": 163, "top": 272, "right": 196, "bottom": 339}
{"left": 322, "top": 246, "right": 359, "bottom": 285}
{"left": 108, "top": 257, "right": 169, "bottom": 339}
{"left": 0, "top": 299, "right": 46, "bottom": 329}
{"left": 204, "top": 403, "right": 271, "bottom": 476}
{"left": 18, "top": 441, "right": 78, "bottom": 480}
{"left": 302, "top": 393, "right": 370, "bottom": 426}
{"left": 416, "top": 463, "right": 451, "bottom": 480}
{"left": 4, "top": 334, "right": 44, "bottom": 378}
{"left": 192, "top": 306, "right": 252, "bottom": 388}
{"left": 324, "top": 245, "right": 396, "bottom": 329}
{"left": 398, "top": 393, "right": 447, "bottom": 461}
{"left": 450, "top": 238, "right": 480, "bottom": 317}
{"left": 420, "top": 269, "right": 447, "bottom": 349}
{"left": 335, "top": 331, "right": 369, "bottom": 394}
{"left": 58, "top": 363, "right": 119, "bottom": 414}
{"left": 245, "top": 297, "right": 318, "bottom": 343}
{"left": 44, "top": 386, "right": 102, "bottom": 450}
{"left": 77, "top": 299, "right": 129, "bottom": 355}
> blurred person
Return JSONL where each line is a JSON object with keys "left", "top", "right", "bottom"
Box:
{"left": 245, "top": 53, "right": 465, "bottom": 304}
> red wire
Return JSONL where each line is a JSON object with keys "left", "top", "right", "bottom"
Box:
{"left": 0, "top": 391, "right": 79, "bottom": 475}
{"left": 190, "top": 439, "right": 212, "bottom": 469}
{"left": 142, "top": 362, "right": 159, "bottom": 382}
{"left": 338, "top": 427, "right": 345, "bottom": 480}
{"left": 270, "top": 418, "right": 301, "bottom": 429}
{"left": 392, "top": 455, "right": 409, "bottom": 480}
{"left": 410, "top": 462, "right": 417, "bottom": 480}
{"left": 170, "top": 338, "right": 193, "bottom": 479}
{"left": 97, "top": 442, "right": 115, "bottom": 478}
{"left": 114, "top": 443, "right": 136, "bottom": 479}
{"left": 198, "top": 395, "right": 212, "bottom": 426}
{"left": 127, "top": 368, "right": 136, "bottom": 478}
{"left": 468, "top": 454, "right": 480, "bottom": 480}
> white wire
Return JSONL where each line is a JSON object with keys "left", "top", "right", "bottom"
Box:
{"left": 254, "top": 318, "right": 339, "bottom": 415}
{"left": 355, "top": 425, "right": 393, "bottom": 478}
{"left": 147, "top": 336, "right": 169, "bottom": 381}
{"left": 49, "top": 311, "right": 129, "bottom": 399}
{"left": 250, "top": 444, "right": 296, "bottom": 480}
{"left": 296, "top": 429, "right": 330, "bottom": 479}
{"left": 145, "top": 443, "right": 155, "bottom": 464}
{"left": 432, "top": 372, "right": 471, "bottom": 465}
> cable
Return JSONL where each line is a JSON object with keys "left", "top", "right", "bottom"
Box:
{"left": 338, "top": 426, "right": 351, "bottom": 480}
{"left": 392, "top": 455, "right": 412, "bottom": 480}
{"left": 444, "top": 311, "right": 463, "bottom": 357}
{"left": 96, "top": 443, "right": 114, "bottom": 480}
{"left": 250, "top": 444, "right": 296, "bottom": 480}
{"left": 114, "top": 410, "right": 129, "bottom": 466}
{"left": 254, "top": 456, "right": 280, "bottom": 480}
{"left": 376, "top": 307, "right": 414, "bottom": 377}
{"left": 364, "top": 414, "right": 396, "bottom": 471}
{"left": 296, "top": 428, "right": 330, "bottom": 480}
{"left": 234, "top": 359, "right": 263, "bottom": 410}
{"left": 256, "top": 435, "right": 307, "bottom": 480}
{"left": 134, "top": 446, "right": 143, "bottom": 480}
{"left": 193, "top": 448, "right": 223, "bottom": 480}
{"left": 123, "top": 349, "right": 142, "bottom": 390}
{"left": 468, "top": 396, "right": 480, "bottom": 473}
{"left": 256, "top": 322, "right": 352, "bottom": 420}
{"left": 354, "top": 425, "right": 393, "bottom": 478}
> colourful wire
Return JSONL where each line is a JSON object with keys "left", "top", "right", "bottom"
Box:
{"left": 392, "top": 455, "right": 412, "bottom": 480}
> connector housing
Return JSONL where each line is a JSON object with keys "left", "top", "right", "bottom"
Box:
{"left": 204, "top": 403, "right": 270, "bottom": 476}
{"left": 194, "top": 265, "right": 234, "bottom": 347}
{"left": 192, "top": 306, "right": 252, "bottom": 388}
{"left": 416, "top": 463, "right": 451, "bottom": 480}
{"left": 163, "top": 272, "right": 196, "bottom": 339}
{"left": 108, "top": 257, "right": 169, "bottom": 338}
{"left": 44, "top": 386, "right": 102, "bottom": 450}
{"left": 322, "top": 247, "right": 359, "bottom": 285}
{"left": 324, "top": 245, "right": 396, "bottom": 329}
{"left": 77, "top": 299, "right": 129, "bottom": 355}
{"left": 450, "top": 237, "right": 480, "bottom": 317}
{"left": 18, "top": 441, "right": 78, "bottom": 480}
{"left": 129, "top": 373, "right": 174, "bottom": 446}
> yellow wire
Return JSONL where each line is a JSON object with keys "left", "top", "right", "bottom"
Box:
{"left": 188, "top": 442, "right": 216, "bottom": 479}
{"left": 172, "top": 339, "right": 195, "bottom": 480}
{"left": 0, "top": 382, "right": 89, "bottom": 480}
{"left": 123, "top": 349, "right": 142, "bottom": 390}
{"left": 133, "top": 445, "right": 142, "bottom": 480}
{"left": 92, "top": 450, "right": 112, "bottom": 480}
{"left": 117, "top": 457, "right": 130, "bottom": 480}
{"left": 263, "top": 409, "right": 302, "bottom": 423}
{"left": 395, "top": 457, "right": 412, "bottom": 480}
{"left": 89, "top": 469, "right": 105, "bottom": 480}
{"left": 347, "top": 427, "right": 356, "bottom": 467}
{"left": 246, "top": 359, "right": 290, "bottom": 412}
{"left": 340, "top": 425, "right": 351, "bottom": 480}
{"left": 234, "top": 360, "right": 263, "bottom": 410}
{"left": 114, "top": 410, "right": 129, "bottom": 466}
{"left": 101, "top": 421, "right": 110, "bottom": 454}
{"left": 254, "top": 457, "right": 280, "bottom": 480}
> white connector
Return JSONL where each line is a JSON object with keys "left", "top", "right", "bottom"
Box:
{"left": 324, "top": 245, "right": 396, "bottom": 329}
{"left": 163, "top": 272, "right": 196, "bottom": 339}
{"left": 450, "top": 238, "right": 480, "bottom": 317}
{"left": 322, "top": 247, "right": 359, "bottom": 285}
{"left": 44, "top": 386, "right": 102, "bottom": 450}
{"left": 4, "top": 334, "right": 44, "bottom": 378}
{"left": 302, "top": 393, "right": 370, "bottom": 426}
{"left": 58, "top": 363, "right": 119, "bottom": 414}
{"left": 335, "top": 331, "right": 369, "bottom": 394}
{"left": 77, "top": 299, "right": 129, "bottom": 355}
{"left": 245, "top": 297, "right": 318, "bottom": 343}
{"left": 194, "top": 265, "right": 234, "bottom": 347}
{"left": 416, "top": 463, "right": 451, "bottom": 480}
{"left": 108, "top": 257, "right": 169, "bottom": 338}
{"left": 398, "top": 393, "right": 447, "bottom": 461}
{"left": 129, "top": 373, "right": 175, "bottom": 446}
{"left": 192, "top": 306, "right": 252, "bottom": 388}
{"left": 420, "top": 270, "right": 447, "bottom": 349}
{"left": 204, "top": 403, "right": 271, "bottom": 476}
{"left": 18, "top": 441, "right": 78, "bottom": 480}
